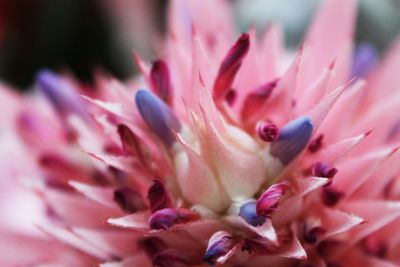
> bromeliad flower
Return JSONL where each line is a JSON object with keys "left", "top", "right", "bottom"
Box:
{"left": 2, "top": 0, "right": 400, "bottom": 266}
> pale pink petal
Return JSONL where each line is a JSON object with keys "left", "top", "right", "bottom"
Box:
{"left": 322, "top": 208, "right": 364, "bottom": 238}
{"left": 100, "top": 254, "right": 150, "bottom": 267}
{"left": 334, "top": 147, "right": 398, "bottom": 197}
{"left": 107, "top": 211, "right": 150, "bottom": 230}
{"left": 175, "top": 134, "right": 230, "bottom": 212}
{"left": 69, "top": 181, "right": 119, "bottom": 209}
{"left": 299, "top": 0, "right": 356, "bottom": 93}
{"left": 343, "top": 200, "right": 400, "bottom": 244}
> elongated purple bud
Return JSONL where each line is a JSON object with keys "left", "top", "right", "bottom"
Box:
{"left": 256, "top": 182, "right": 285, "bottom": 217}
{"left": 36, "top": 69, "right": 87, "bottom": 119}
{"left": 150, "top": 60, "right": 172, "bottom": 105}
{"left": 148, "top": 180, "right": 173, "bottom": 213}
{"left": 239, "top": 201, "right": 266, "bottom": 227}
{"left": 203, "top": 231, "right": 237, "bottom": 266}
{"left": 148, "top": 208, "right": 200, "bottom": 230}
{"left": 351, "top": 42, "right": 378, "bottom": 79}
{"left": 213, "top": 33, "right": 250, "bottom": 102}
{"left": 270, "top": 116, "right": 313, "bottom": 165}
{"left": 135, "top": 90, "right": 181, "bottom": 146}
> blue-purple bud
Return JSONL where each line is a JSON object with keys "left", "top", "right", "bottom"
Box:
{"left": 351, "top": 42, "right": 378, "bottom": 79}
{"left": 148, "top": 208, "right": 199, "bottom": 230}
{"left": 270, "top": 116, "right": 313, "bottom": 165}
{"left": 203, "top": 231, "right": 237, "bottom": 266}
{"left": 135, "top": 90, "right": 181, "bottom": 146}
{"left": 36, "top": 69, "right": 87, "bottom": 119}
{"left": 239, "top": 201, "right": 266, "bottom": 227}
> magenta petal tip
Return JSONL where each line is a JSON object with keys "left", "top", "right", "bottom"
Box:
{"left": 256, "top": 183, "right": 285, "bottom": 217}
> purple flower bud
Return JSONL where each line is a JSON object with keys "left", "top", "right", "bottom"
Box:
{"left": 239, "top": 201, "right": 266, "bottom": 227}
{"left": 256, "top": 182, "right": 286, "bottom": 217}
{"left": 311, "top": 162, "right": 338, "bottom": 179}
{"left": 351, "top": 42, "right": 378, "bottom": 79}
{"left": 270, "top": 116, "right": 313, "bottom": 165}
{"left": 203, "top": 231, "right": 237, "bottom": 266}
{"left": 135, "top": 89, "right": 181, "bottom": 146}
{"left": 36, "top": 69, "right": 87, "bottom": 119}
{"left": 148, "top": 208, "right": 200, "bottom": 230}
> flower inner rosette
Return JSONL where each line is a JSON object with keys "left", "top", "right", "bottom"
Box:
{"left": 2, "top": 0, "right": 400, "bottom": 266}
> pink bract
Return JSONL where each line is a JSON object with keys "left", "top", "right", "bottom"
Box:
{"left": 1, "top": 0, "right": 400, "bottom": 266}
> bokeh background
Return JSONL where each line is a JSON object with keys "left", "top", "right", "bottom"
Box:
{"left": 0, "top": 0, "right": 399, "bottom": 89}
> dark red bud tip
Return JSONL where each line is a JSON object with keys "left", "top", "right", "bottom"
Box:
{"left": 241, "top": 79, "right": 278, "bottom": 121}
{"left": 302, "top": 224, "right": 326, "bottom": 244}
{"left": 311, "top": 162, "right": 338, "bottom": 179}
{"left": 113, "top": 187, "right": 147, "bottom": 213}
{"left": 213, "top": 33, "right": 250, "bottom": 102}
{"left": 308, "top": 134, "right": 324, "bottom": 153}
{"left": 256, "top": 182, "right": 286, "bottom": 217}
{"left": 117, "top": 124, "right": 142, "bottom": 156}
{"left": 322, "top": 186, "right": 344, "bottom": 207}
{"left": 150, "top": 60, "right": 172, "bottom": 105}
{"left": 147, "top": 179, "right": 173, "bottom": 213}
{"left": 225, "top": 89, "right": 237, "bottom": 106}
{"left": 257, "top": 121, "right": 279, "bottom": 142}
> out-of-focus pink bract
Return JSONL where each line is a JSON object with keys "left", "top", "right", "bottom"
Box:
{"left": 2, "top": 0, "right": 400, "bottom": 266}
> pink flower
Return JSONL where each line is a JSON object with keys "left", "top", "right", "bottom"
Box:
{"left": 2, "top": 0, "right": 400, "bottom": 266}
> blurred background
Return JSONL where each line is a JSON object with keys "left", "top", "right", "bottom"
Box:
{"left": 0, "top": 0, "right": 399, "bottom": 89}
